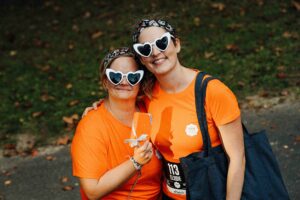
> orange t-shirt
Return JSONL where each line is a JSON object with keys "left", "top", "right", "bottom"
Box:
{"left": 71, "top": 102, "right": 162, "bottom": 200}
{"left": 145, "top": 72, "right": 240, "bottom": 200}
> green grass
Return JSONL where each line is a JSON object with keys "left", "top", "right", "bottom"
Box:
{"left": 0, "top": 0, "right": 299, "bottom": 145}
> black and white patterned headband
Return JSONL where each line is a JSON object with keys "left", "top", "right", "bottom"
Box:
{"left": 132, "top": 19, "right": 176, "bottom": 43}
{"left": 103, "top": 47, "right": 135, "bottom": 69}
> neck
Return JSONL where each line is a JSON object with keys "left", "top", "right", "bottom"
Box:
{"left": 105, "top": 97, "right": 137, "bottom": 126}
{"left": 156, "top": 62, "right": 196, "bottom": 93}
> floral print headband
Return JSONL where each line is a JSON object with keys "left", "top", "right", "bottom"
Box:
{"left": 103, "top": 47, "right": 135, "bottom": 69}
{"left": 132, "top": 19, "right": 176, "bottom": 43}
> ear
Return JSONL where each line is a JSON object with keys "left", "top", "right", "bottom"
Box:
{"left": 102, "top": 79, "right": 109, "bottom": 91}
{"left": 139, "top": 57, "right": 147, "bottom": 66}
{"left": 175, "top": 38, "right": 181, "bottom": 53}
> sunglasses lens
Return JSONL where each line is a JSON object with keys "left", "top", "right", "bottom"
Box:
{"left": 156, "top": 36, "right": 169, "bottom": 51}
{"left": 127, "top": 73, "right": 142, "bottom": 85}
{"left": 137, "top": 44, "right": 151, "bottom": 57}
{"left": 108, "top": 71, "right": 122, "bottom": 84}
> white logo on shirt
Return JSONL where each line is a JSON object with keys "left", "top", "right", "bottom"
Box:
{"left": 185, "top": 124, "right": 198, "bottom": 136}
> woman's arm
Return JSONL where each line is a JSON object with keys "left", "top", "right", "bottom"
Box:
{"left": 218, "top": 116, "right": 245, "bottom": 200}
{"left": 80, "top": 141, "right": 153, "bottom": 200}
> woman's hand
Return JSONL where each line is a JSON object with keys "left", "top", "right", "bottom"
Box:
{"left": 81, "top": 99, "right": 103, "bottom": 118}
{"left": 133, "top": 141, "right": 153, "bottom": 166}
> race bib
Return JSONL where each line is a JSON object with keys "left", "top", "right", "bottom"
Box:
{"left": 163, "top": 160, "right": 186, "bottom": 195}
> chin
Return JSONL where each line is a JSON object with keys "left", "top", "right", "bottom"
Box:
{"left": 115, "top": 92, "right": 138, "bottom": 100}
{"left": 153, "top": 65, "right": 172, "bottom": 75}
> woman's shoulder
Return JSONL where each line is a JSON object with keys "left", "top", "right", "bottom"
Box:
{"left": 202, "top": 75, "right": 232, "bottom": 95}
{"left": 76, "top": 103, "right": 106, "bottom": 133}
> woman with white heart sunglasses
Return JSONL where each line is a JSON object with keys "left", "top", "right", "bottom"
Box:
{"left": 132, "top": 19, "right": 245, "bottom": 200}
{"left": 133, "top": 32, "right": 174, "bottom": 57}
{"left": 105, "top": 68, "right": 144, "bottom": 86}
{"left": 71, "top": 47, "right": 162, "bottom": 200}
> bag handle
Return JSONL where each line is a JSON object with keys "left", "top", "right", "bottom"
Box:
{"left": 195, "top": 72, "right": 216, "bottom": 156}
{"left": 195, "top": 72, "right": 252, "bottom": 156}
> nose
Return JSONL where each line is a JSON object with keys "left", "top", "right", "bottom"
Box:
{"left": 120, "top": 75, "right": 129, "bottom": 85}
{"left": 151, "top": 45, "right": 161, "bottom": 56}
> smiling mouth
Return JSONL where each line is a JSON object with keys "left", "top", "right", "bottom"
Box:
{"left": 152, "top": 57, "right": 165, "bottom": 65}
{"left": 115, "top": 87, "right": 132, "bottom": 91}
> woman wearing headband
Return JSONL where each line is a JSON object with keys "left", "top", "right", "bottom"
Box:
{"left": 71, "top": 47, "right": 162, "bottom": 200}
{"left": 132, "top": 19, "right": 245, "bottom": 200}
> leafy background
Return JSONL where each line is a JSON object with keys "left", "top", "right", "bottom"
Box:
{"left": 0, "top": 0, "right": 299, "bottom": 147}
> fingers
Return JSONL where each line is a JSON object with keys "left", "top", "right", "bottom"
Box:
{"left": 93, "top": 99, "right": 103, "bottom": 109}
{"left": 133, "top": 141, "right": 153, "bottom": 165}
{"left": 81, "top": 99, "right": 103, "bottom": 118}
{"left": 81, "top": 107, "right": 93, "bottom": 118}
{"left": 92, "top": 101, "right": 99, "bottom": 109}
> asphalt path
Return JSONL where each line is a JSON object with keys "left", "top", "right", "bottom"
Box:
{"left": 0, "top": 101, "right": 299, "bottom": 200}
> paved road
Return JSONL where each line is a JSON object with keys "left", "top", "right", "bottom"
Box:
{"left": 0, "top": 102, "right": 299, "bottom": 200}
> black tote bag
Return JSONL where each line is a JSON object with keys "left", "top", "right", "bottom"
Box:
{"left": 179, "top": 72, "right": 290, "bottom": 200}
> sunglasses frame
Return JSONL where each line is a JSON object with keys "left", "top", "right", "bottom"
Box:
{"left": 105, "top": 68, "right": 144, "bottom": 86}
{"left": 133, "top": 32, "right": 174, "bottom": 57}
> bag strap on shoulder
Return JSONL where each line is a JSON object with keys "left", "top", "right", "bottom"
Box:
{"left": 195, "top": 72, "right": 216, "bottom": 156}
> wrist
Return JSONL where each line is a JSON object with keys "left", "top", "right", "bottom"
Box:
{"left": 130, "top": 157, "right": 142, "bottom": 170}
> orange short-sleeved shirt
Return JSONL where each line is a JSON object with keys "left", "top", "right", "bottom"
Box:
{"left": 145, "top": 72, "right": 240, "bottom": 200}
{"left": 71, "top": 102, "right": 162, "bottom": 200}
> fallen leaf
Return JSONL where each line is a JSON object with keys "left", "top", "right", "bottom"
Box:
{"left": 14, "top": 101, "right": 20, "bottom": 107}
{"left": 10, "top": 50, "right": 17, "bottom": 56}
{"left": 68, "top": 43, "right": 75, "bottom": 50}
{"left": 277, "top": 65, "right": 285, "bottom": 71}
{"left": 65, "top": 83, "right": 73, "bottom": 89}
{"left": 3, "top": 151, "right": 16, "bottom": 159}
{"left": 256, "top": 0, "right": 264, "bottom": 6}
{"left": 40, "top": 65, "right": 51, "bottom": 72}
{"left": 56, "top": 135, "right": 71, "bottom": 145}
{"left": 83, "top": 11, "right": 91, "bottom": 19}
{"left": 106, "top": 19, "right": 113, "bottom": 25}
{"left": 237, "top": 81, "right": 245, "bottom": 88}
{"left": 4, "top": 144, "right": 16, "bottom": 150}
{"left": 91, "top": 31, "right": 103, "bottom": 40}
{"left": 276, "top": 72, "right": 287, "bottom": 79}
{"left": 40, "top": 94, "right": 55, "bottom": 102}
{"left": 292, "top": 1, "right": 300, "bottom": 11}
{"left": 193, "top": 17, "right": 201, "bottom": 26}
{"left": 62, "top": 114, "right": 78, "bottom": 125}
{"left": 282, "top": 31, "right": 292, "bottom": 38}
{"left": 61, "top": 176, "right": 69, "bottom": 183}
{"left": 53, "top": 6, "right": 61, "bottom": 12}
{"left": 2, "top": 170, "right": 10, "bottom": 176}
{"left": 46, "top": 155, "right": 56, "bottom": 161}
{"left": 4, "top": 180, "right": 12, "bottom": 186}
{"left": 62, "top": 185, "right": 74, "bottom": 191}
{"left": 259, "top": 91, "right": 269, "bottom": 97}
{"left": 204, "top": 51, "right": 214, "bottom": 59}
{"left": 31, "top": 149, "right": 39, "bottom": 157}
{"left": 280, "top": 90, "right": 289, "bottom": 96}
{"left": 68, "top": 100, "right": 80, "bottom": 107}
{"left": 225, "top": 44, "right": 239, "bottom": 52}
{"left": 32, "top": 111, "right": 43, "bottom": 118}
{"left": 72, "top": 24, "right": 79, "bottom": 32}
{"left": 211, "top": 3, "right": 225, "bottom": 11}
